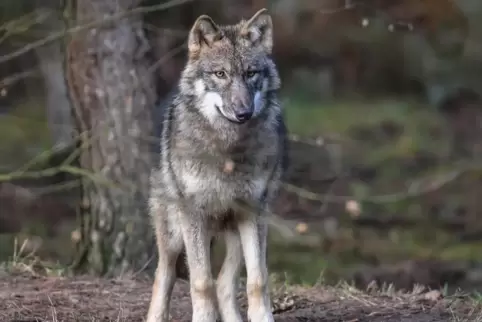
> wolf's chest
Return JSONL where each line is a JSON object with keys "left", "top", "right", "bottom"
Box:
{"left": 178, "top": 163, "right": 270, "bottom": 211}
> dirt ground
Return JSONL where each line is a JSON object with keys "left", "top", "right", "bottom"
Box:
{"left": 1, "top": 272, "right": 479, "bottom": 322}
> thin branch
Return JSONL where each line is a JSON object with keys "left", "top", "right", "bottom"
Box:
{"left": 281, "top": 166, "right": 473, "bottom": 205}
{"left": 0, "top": 0, "right": 194, "bottom": 65}
{"left": 0, "top": 8, "right": 51, "bottom": 35}
{"left": 0, "top": 69, "right": 40, "bottom": 88}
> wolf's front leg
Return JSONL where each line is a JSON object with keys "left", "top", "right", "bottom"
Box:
{"left": 180, "top": 213, "right": 219, "bottom": 322}
{"left": 238, "top": 215, "right": 274, "bottom": 322}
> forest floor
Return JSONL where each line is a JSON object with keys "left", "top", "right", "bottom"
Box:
{"left": 1, "top": 270, "right": 481, "bottom": 322}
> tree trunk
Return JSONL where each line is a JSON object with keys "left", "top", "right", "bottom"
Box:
{"left": 66, "top": 0, "right": 157, "bottom": 276}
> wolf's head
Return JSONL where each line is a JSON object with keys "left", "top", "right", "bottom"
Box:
{"left": 179, "top": 9, "right": 281, "bottom": 125}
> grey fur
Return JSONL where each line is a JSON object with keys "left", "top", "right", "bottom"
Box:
{"left": 146, "top": 9, "right": 287, "bottom": 322}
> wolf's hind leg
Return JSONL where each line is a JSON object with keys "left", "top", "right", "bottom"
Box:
{"left": 217, "top": 228, "right": 243, "bottom": 322}
{"left": 146, "top": 214, "right": 183, "bottom": 322}
{"left": 238, "top": 216, "right": 274, "bottom": 322}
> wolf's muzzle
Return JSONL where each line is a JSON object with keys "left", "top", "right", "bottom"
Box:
{"left": 231, "top": 98, "right": 254, "bottom": 124}
{"left": 235, "top": 110, "right": 253, "bottom": 123}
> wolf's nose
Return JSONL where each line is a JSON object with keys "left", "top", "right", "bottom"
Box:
{"left": 235, "top": 111, "right": 253, "bottom": 122}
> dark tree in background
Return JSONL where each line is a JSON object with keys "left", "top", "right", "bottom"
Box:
{"left": 66, "top": 0, "right": 157, "bottom": 276}
{"left": 34, "top": 0, "right": 75, "bottom": 152}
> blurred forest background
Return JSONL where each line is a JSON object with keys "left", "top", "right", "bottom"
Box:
{"left": 1, "top": 0, "right": 482, "bottom": 296}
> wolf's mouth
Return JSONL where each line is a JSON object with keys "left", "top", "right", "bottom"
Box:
{"left": 215, "top": 104, "right": 245, "bottom": 124}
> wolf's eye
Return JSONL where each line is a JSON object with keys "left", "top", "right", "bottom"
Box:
{"left": 246, "top": 70, "right": 258, "bottom": 78}
{"left": 214, "top": 71, "right": 227, "bottom": 79}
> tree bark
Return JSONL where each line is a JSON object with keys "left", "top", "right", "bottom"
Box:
{"left": 66, "top": 0, "right": 157, "bottom": 276}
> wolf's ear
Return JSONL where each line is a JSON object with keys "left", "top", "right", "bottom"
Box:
{"left": 188, "top": 15, "right": 222, "bottom": 58}
{"left": 241, "top": 8, "right": 273, "bottom": 53}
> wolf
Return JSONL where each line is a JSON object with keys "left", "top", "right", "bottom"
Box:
{"left": 146, "top": 8, "right": 287, "bottom": 322}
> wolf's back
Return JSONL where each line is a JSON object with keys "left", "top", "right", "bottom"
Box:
{"left": 150, "top": 87, "right": 178, "bottom": 157}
